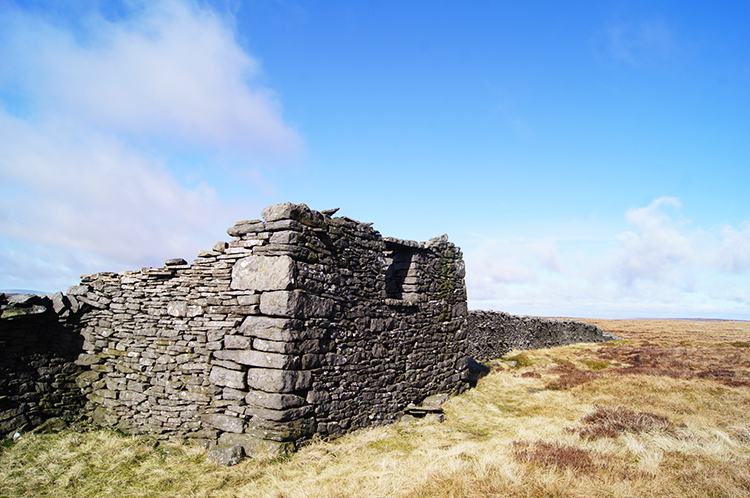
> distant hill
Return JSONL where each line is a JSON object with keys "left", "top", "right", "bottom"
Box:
{"left": 1, "top": 289, "right": 52, "bottom": 296}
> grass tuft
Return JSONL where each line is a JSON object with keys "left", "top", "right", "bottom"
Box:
{"left": 570, "top": 405, "right": 686, "bottom": 440}
{"left": 511, "top": 440, "right": 599, "bottom": 472}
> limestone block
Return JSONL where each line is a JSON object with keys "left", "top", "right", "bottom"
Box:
{"left": 252, "top": 338, "right": 298, "bottom": 354}
{"left": 206, "top": 444, "right": 244, "bottom": 466}
{"left": 230, "top": 255, "right": 295, "bottom": 291}
{"left": 238, "top": 316, "right": 304, "bottom": 341}
{"left": 245, "top": 391, "right": 306, "bottom": 410}
{"left": 261, "top": 202, "right": 310, "bottom": 222}
{"left": 218, "top": 432, "right": 294, "bottom": 458}
{"left": 178, "top": 390, "right": 210, "bottom": 403}
{"left": 227, "top": 220, "right": 265, "bottom": 237}
{"left": 74, "top": 353, "right": 102, "bottom": 366}
{"left": 202, "top": 413, "right": 245, "bottom": 433}
{"left": 214, "top": 350, "right": 300, "bottom": 370}
{"left": 306, "top": 390, "right": 331, "bottom": 404}
{"left": 260, "top": 291, "right": 333, "bottom": 318}
{"left": 120, "top": 390, "right": 147, "bottom": 403}
{"left": 209, "top": 366, "right": 246, "bottom": 390}
{"left": 167, "top": 301, "right": 187, "bottom": 317}
{"left": 237, "top": 294, "right": 260, "bottom": 306}
{"left": 66, "top": 285, "right": 90, "bottom": 296}
{"left": 224, "top": 335, "right": 251, "bottom": 349}
{"left": 246, "top": 368, "right": 312, "bottom": 393}
{"left": 269, "top": 230, "right": 301, "bottom": 245}
{"left": 75, "top": 370, "right": 101, "bottom": 389}
{"left": 245, "top": 405, "right": 313, "bottom": 422}
{"left": 248, "top": 417, "right": 314, "bottom": 442}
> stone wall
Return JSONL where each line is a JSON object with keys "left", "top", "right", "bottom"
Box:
{"left": 1, "top": 202, "right": 612, "bottom": 450}
{"left": 0, "top": 293, "right": 86, "bottom": 439}
{"left": 465, "top": 310, "right": 608, "bottom": 362}
{"left": 69, "top": 203, "right": 471, "bottom": 454}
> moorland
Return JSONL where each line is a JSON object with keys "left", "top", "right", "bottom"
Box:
{"left": 1, "top": 319, "right": 749, "bottom": 497}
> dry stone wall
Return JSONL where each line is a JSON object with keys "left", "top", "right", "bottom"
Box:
{"left": 465, "top": 310, "right": 608, "bottom": 362}
{"left": 68, "top": 203, "right": 471, "bottom": 455}
{"left": 0, "top": 293, "right": 86, "bottom": 438}
{"left": 1, "top": 202, "right": 611, "bottom": 450}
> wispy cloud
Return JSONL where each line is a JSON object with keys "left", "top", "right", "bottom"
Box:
{"left": 466, "top": 197, "right": 750, "bottom": 319}
{"left": 0, "top": 0, "right": 302, "bottom": 290}
{"left": 597, "top": 18, "right": 677, "bottom": 68}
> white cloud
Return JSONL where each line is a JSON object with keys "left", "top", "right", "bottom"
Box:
{"left": 0, "top": 112, "right": 232, "bottom": 265}
{"left": 466, "top": 198, "right": 750, "bottom": 319}
{"left": 0, "top": 0, "right": 302, "bottom": 159}
{"left": 716, "top": 222, "right": 750, "bottom": 274}
{"left": 609, "top": 197, "right": 697, "bottom": 286}
{"left": 0, "top": 1, "right": 300, "bottom": 290}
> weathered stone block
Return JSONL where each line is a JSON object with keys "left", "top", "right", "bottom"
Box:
{"left": 167, "top": 301, "right": 187, "bottom": 317}
{"left": 260, "top": 291, "right": 334, "bottom": 318}
{"left": 245, "top": 405, "right": 313, "bottom": 422}
{"left": 238, "top": 316, "right": 304, "bottom": 341}
{"left": 120, "top": 390, "right": 147, "bottom": 403}
{"left": 261, "top": 202, "right": 308, "bottom": 222}
{"left": 209, "top": 366, "right": 246, "bottom": 390}
{"left": 224, "top": 335, "right": 252, "bottom": 349}
{"left": 246, "top": 368, "right": 312, "bottom": 393}
{"left": 252, "top": 338, "right": 298, "bottom": 354}
{"left": 202, "top": 413, "right": 245, "bottom": 433}
{"left": 246, "top": 417, "right": 315, "bottom": 442}
{"left": 214, "top": 350, "right": 300, "bottom": 370}
{"left": 75, "top": 370, "right": 101, "bottom": 388}
{"left": 218, "top": 432, "right": 294, "bottom": 457}
{"left": 245, "top": 391, "right": 306, "bottom": 410}
{"left": 206, "top": 444, "right": 244, "bottom": 466}
{"left": 230, "top": 255, "right": 295, "bottom": 291}
{"left": 227, "top": 220, "right": 265, "bottom": 237}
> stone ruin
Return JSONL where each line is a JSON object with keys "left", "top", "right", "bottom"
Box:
{"left": 0, "top": 202, "right": 607, "bottom": 456}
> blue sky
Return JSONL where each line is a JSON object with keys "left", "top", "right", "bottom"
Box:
{"left": 1, "top": 0, "right": 749, "bottom": 319}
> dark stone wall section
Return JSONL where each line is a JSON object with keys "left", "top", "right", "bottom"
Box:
{"left": 0, "top": 293, "right": 86, "bottom": 438}
{"left": 465, "top": 310, "right": 608, "bottom": 362}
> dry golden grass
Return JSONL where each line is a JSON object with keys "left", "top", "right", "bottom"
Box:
{"left": 2, "top": 319, "right": 749, "bottom": 497}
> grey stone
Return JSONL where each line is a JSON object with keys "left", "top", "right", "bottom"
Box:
{"left": 202, "top": 414, "right": 245, "bottom": 433}
{"left": 167, "top": 301, "right": 187, "bottom": 317}
{"left": 74, "top": 354, "right": 102, "bottom": 366}
{"left": 206, "top": 444, "right": 244, "bottom": 466}
{"left": 66, "top": 285, "right": 90, "bottom": 295}
{"left": 51, "top": 292, "right": 68, "bottom": 313}
{"left": 227, "top": 220, "right": 265, "bottom": 237}
{"left": 260, "top": 290, "right": 333, "bottom": 318}
{"left": 1, "top": 304, "right": 47, "bottom": 319}
{"left": 214, "top": 350, "right": 300, "bottom": 370}
{"left": 75, "top": 370, "right": 101, "bottom": 388}
{"left": 420, "top": 393, "right": 450, "bottom": 409}
{"left": 246, "top": 368, "right": 312, "bottom": 393}
{"left": 245, "top": 391, "right": 306, "bottom": 410}
{"left": 224, "top": 335, "right": 252, "bottom": 349}
{"left": 231, "top": 255, "right": 296, "bottom": 291}
{"left": 261, "top": 202, "right": 310, "bottom": 222}
{"left": 238, "top": 316, "right": 305, "bottom": 342}
{"left": 245, "top": 405, "right": 313, "bottom": 422}
{"left": 209, "top": 366, "right": 246, "bottom": 390}
{"left": 218, "top": 432, "right": 293, "bottom": 457}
